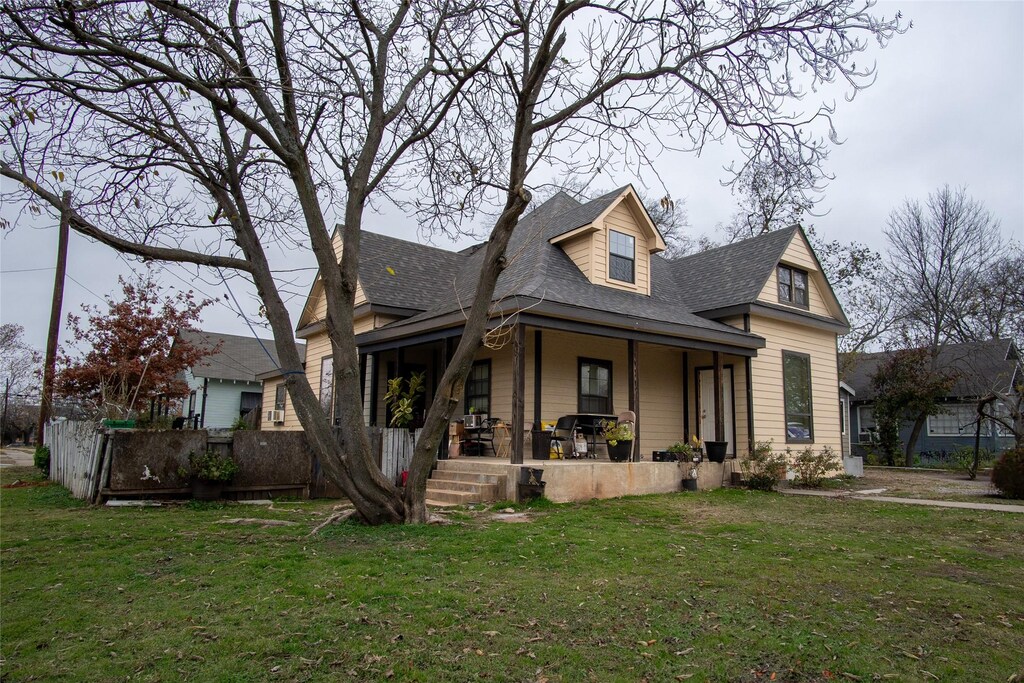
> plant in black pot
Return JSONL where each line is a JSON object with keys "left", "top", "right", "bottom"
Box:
{"left": 704, "top": 439, "right": 728, "bottom": 463}
{"left": 601, "top": 420, "right": 634, "bottom": 462}
{"left": 684, "top": 454, "right": 701, "bottom": 491}
{"left": 180, "top": 449, "right": 239, "bottom": 501}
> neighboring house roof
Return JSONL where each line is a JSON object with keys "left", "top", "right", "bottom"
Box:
{"left": 178, "top": 330, "right": 306, "bottom": 382}
{"left": 842, "top": 339, "right": 1021, "bottom": 403}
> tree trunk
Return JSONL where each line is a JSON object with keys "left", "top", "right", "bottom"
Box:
{"left": 904, "top": 412, "right": 927, "bottom": 467}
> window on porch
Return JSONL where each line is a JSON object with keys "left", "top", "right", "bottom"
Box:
{"left": 319, "top": 356, "right": 334, "bottom": 416}
{"left": 465, "top": 359, "right": 491, "bottom": 415}
{"left": 579, "top": 358, "right": 612, "bottom": 413}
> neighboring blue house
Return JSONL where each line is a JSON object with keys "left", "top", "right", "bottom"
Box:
{"left": 178, "top": 330, "right": 305, "bottom": 429}
{"left": 843, "top": 339, "right": 1020, "bottom": 462}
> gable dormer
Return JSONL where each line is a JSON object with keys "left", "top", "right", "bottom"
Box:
{"left": 548, "top": 186, "right": 666, "bottom": 296}
{"left": 757, "top": 228, "right": 844, "bottom": 320}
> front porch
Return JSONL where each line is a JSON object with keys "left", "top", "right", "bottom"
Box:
{"left": 426, "top": 457, "right": 742, "bottom": 505}
{"left": 358, "top": 321, "right": 757, "bottom": 466}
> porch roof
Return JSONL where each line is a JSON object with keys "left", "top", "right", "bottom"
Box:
{"left": 354, "top": 295, "right": 765, "bottom": 356}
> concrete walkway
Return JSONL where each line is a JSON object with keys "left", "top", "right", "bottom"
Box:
{"left": 0, "top": 447, "right": 35, "bottom": 468}
{"left": 780, "top": 487, "right": 1024, "bottom": 513}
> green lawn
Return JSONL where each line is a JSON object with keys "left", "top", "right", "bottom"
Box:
{"left": 2, "top": 466, "right": 1022, "bottom": 682}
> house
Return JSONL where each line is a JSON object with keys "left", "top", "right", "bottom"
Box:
{"left": 261, "top": 185, "right": 850, "bottom": 472}
{"left": 178, "top": 330, "right": 305, "bottom": 429}
{"left": 843, "top": 339, "right": 1021, "bottom": 461}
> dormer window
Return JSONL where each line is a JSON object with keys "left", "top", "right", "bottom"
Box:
{"left": 609, "top": 230, "right": 635, "bottom": 283}
{"left": 778, "top": 265, "right": 808, "bottom": 308}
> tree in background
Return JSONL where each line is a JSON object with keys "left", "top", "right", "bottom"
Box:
{"left": 870, "top": 347, "right": 956, "bottom": 466}
{"left": 0, "top": 323, "right": 41, "bottom": 444}
{"left": 57, "top": 278, "right": 215, "bottom": 418}
{"left": 885, "top": 185, "right": 1006, "bottom": 350}
{"left": 955, "top": 247, "right": 1024, "bottom": 348}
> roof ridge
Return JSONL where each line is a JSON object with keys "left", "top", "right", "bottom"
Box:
{"left": 675, "top": 224, "right": 799, "bottom": 264}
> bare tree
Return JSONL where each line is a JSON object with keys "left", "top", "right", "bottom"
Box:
{"left": 2, "top": 0, "right": 905, "bottom": 524}
{"left": 957, "top": 247, "right": 1024, "bottom": 347}
{"left": 0, "top": 324, "right": 41, "bottom": 445}
{"left": 885, "top": 185, "right": 1005, "bottom": 350}
{"left": 719, "top": 149, "right": 827, "bottom": 242}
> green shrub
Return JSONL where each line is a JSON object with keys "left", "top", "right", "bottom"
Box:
{"left": 134, "top": 414, "right": 173, "bottom": 430}
{"left": 180, "top": 449, "right": 239, "bottom": 483}
{"left": 991, "top": 447, "right": 1024, "bottom": 500}
{"left": 792, "top": 445, "right": 839, "bottom": 488}
{"left": 230, "top": 416, "right": 251, "bottom": 431}
{"left": 952, "top": 446, "right": 994, "bottom": 479}
{"left": 864, "top": 452, "right": 883, "bottom": 466}
{"left": 33, "top": 445, "right": 50, "bottom": 475}
{"left": 743, "top": 440, "right": 788, "bottom": 491}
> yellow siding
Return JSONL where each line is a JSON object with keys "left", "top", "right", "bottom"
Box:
{"left": 561, "top": 233, "right": 593, "bottom": 279}
{"left": 637, "top": 344, "right": 684, "bottom": 456}
{"left": 757, "top": 232, "right": 833, "bottom": 317}
{"left": 748, "top": 315, "right": 841, "bottom": 457}
{"left": 260, "top": 376, "right": 303, "bottom": 431}
{"left": 592, "top": 202, "right": 651, "bottom": 295}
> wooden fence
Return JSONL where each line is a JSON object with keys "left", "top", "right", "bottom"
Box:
{"left": 45, "top": 421, "right": 429, "bottom": 502}
{"left": 44, "top": 420, "right": 108, "bottom": 502}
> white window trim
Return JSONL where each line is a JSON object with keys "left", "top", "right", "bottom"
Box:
{"left": 857, "top": 405, "right": 876, "bottom": 441}
{"left": 926, "top": 404, "right": 989, "bottom": 437}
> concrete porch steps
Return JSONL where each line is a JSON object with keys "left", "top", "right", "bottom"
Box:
{"left": 425, "top": 460, "right": 508, "bottom": 507}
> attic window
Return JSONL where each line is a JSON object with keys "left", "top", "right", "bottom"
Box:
{"left": 778, "top": 265, "right": 808, "bottom": 308}
{"left": 609, "top": 230, "right": 635, "bottom": 283}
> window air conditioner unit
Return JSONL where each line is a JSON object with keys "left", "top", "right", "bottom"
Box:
{"left": 267, "top": 410, "right": 285, "bottom": 424}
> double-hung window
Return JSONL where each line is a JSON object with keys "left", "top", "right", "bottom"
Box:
{"left": 608, "top": 230, "right": 635, "bottom": 284}
{"left": 778, "top": 265, "right": 809, "bottom": 308}
{"left": 782, "top": 351, "right": 813, "bottom": 443}
{"left": 274, "top": 385, "right": 286, "bottom": 412}
{"left": 579, "top": 358, "right": 612, "bottom": 414}
{"left": 465, "top": 360, "right": 491, "bottom": 415}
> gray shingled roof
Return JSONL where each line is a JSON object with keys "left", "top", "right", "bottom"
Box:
{"left": 359, "top": 188, "right": 758, "bottom": 340}
{"left": 668, "top": 227, "right": 798, "bottom": 312}
{"left": 357, "top": 231, "right": 467, "bottom": 311}
{"left": 842, "top": 339, "right": 1021, "bottom": 402}
{"left": 179, "top": 330, "right": 306, "bottom": 382}
{"left": 345, "top": 188, "right": 843, "bottom": 344}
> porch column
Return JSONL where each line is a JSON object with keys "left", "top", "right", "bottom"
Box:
{"left": 511, "top": 324, "right": 526, "bottom": 464}
{"left": 682, "top": 351, "right": 690, "bottom": 441}
{"left": 713, "top": 351, "right": 725, "bottom": 443}
{"left": 369, "top": 353, "right": 380, "bottom": 426}
{"left": 358, "top": 352, "right": 368, "bottom": 426}
{"left": 628, "top": 339, "right": 640, "bottom": 462}
{"left": 533, "top": 329, "right": 542, "bottom": 430}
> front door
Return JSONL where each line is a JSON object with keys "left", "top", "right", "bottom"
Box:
{"left": 698, "top": 367, "right": 735, "bottom": 455}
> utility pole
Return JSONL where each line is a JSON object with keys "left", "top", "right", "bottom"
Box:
{"left": 36, "top": 191, "right": 71, "bottom": 447}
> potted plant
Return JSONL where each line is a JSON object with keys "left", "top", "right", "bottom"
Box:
{"left": 384, "top": 371, "right": 426, "bottom": 429}
{"left": 601, "top": 420, "right": 634, "bottom": 462}
{"left": 683, "top": 454, "right": 701, "bottom": 491}
{"left": 666, "top": 440, "right": 694, "bottom": 462}
{"left": 180, "top": 448, "right": 240, "bottom": 501}
{"left": 703, "top": 435, "right": 728, "bottom": 463}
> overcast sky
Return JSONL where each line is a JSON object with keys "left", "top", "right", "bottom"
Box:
{"left": 2, "top": 0, "right": 1022, "bottom": 353}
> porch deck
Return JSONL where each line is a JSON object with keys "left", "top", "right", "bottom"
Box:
{"left": 429, "top": 456, "right": 740, "bottom": 504}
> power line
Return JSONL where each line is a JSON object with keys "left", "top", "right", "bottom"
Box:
{"left": 0, "top": 266, "right": 57, "bottom": 274}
